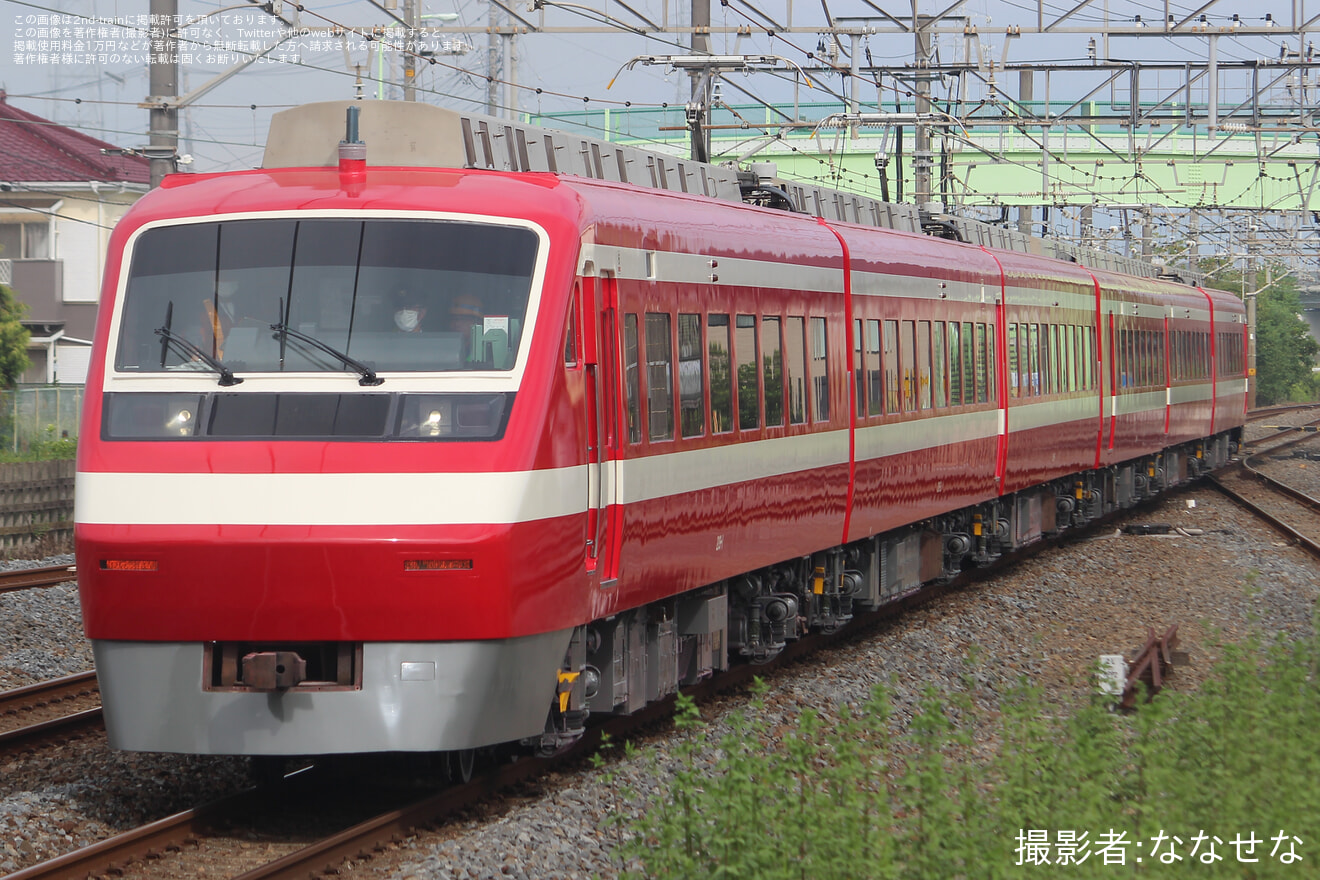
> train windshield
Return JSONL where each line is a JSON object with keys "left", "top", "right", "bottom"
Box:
{"left": 114, "top": 218, "right": 538, "bottom": 375}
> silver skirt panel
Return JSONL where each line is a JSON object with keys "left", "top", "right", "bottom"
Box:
{"left": 91, "top": 631, "right": 574, "bottom": 755}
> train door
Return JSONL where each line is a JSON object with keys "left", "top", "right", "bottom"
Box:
{"left": 580, "top": 271, "right": 622, "bottom": 583}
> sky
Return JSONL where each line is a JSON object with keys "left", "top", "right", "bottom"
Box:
{"left": 0, "top": 0, "right": 1312, "bottom": 174}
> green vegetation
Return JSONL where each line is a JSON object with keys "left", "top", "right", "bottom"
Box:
{"left": 0, "top": 425, "right": 76, "bottom": 462}
{"left": 612, "top": 631, "right": 1320, "bottom": 879}
{"left": 1202, "top": 264, "right": 1320, "bottom": 405}
{"left": 0, "top": 283, "right": 30, "bottom": 388}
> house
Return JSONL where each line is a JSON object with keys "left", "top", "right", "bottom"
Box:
{"left": 0, "top": 91, "right": 150, "bottom": 384}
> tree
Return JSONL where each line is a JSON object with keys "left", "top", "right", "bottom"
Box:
{"left": 1203, "top": 263, "right": 1319, "bottom": 405}
{"left": 1254, "top": 278, "right": 1320, "bottom": 404}
{"left": 0, "top": 283, "right": 30, "bottom": 388}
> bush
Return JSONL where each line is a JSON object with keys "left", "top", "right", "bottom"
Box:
{"left": 0, "top": 425, "right": 76, "bottom": 462}
{"left": 618, "top": 631, "right": 1320, "bottom": 879}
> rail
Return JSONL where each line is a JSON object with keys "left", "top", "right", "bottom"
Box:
{"left": 0, "top": 564, "right": 76, "bottom": 595}
{"left": 0, "top": 671, "right": 101, "bottom": 749}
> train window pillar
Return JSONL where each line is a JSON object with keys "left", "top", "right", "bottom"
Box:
{"left": 678, "top": 313, "right": 704, "bottom": 438}
{"left": 735, "top": 315, "right": 759, "bottom": 430}
{"left": 810, "top": 317, "right": 829, "bottom": 422}
{"left": 708, "top": 315, "right": 733, "bottom": 433}
{"left": 645, "top": 313, "right": 674, "bottom": 441}
{"left": 785, "top": 316, "right": 807, "bottom": 425}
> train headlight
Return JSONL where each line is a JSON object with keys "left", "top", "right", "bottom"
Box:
{"left": 397, "top": 393, "right": 512, "bottom": 440}
{"left": 167, "top": 408, "right": 194, "bottom": 435}
{"left": 104, "top": 393, "right": 205, "bottom": 438}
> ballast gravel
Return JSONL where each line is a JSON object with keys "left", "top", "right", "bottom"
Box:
{"left": 1, "top": 483, "right": 1317, "bottom": 878}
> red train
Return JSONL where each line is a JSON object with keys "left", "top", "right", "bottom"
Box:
{"left": 75, "top": 101, "right": 1246, "bottom": 761}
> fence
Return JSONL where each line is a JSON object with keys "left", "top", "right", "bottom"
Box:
{"left": 0, "top": 459, "right": 75, "bottom": 553}
{"left": 1, "top": 385, "right": 83, "bottom": 453}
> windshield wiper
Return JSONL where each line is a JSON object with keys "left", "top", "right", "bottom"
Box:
{"left": 155, "top": 302, "right": 242, "bottom": 386}
{"left": 271, "top": 322, "right": 383, "bottom": 386}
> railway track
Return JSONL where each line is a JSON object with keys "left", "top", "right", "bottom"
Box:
{"left": 1245, "top": 402, "right": 1320, "bottom": 422}
{"left": 0, "top": 672, "right": 101, "bottom": 748}
{"left": 0, "top": 565, "right": 76, "bottom": 595}
{"left": 0, "top": 500, "right": 1176, "bottom": 880}
{"left": 7, "top": 449, "right": 1317, "bottom": 879}
{"left": 1209, "top": 432, "right": 1320, "bottom": 561}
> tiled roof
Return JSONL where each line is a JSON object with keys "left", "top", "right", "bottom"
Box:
{"left": 0, "top": 90, "right": 150, "bottom": 184}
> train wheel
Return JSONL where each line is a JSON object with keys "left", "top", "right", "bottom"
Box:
{"left": 450, "top": 748, "right": 476, "bottom": 783}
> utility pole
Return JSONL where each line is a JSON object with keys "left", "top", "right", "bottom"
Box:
{"left": 403, "top": 0, "right": 417, "bottom": 101}
{"left": 486, "top": 2, "right": 501, "bottom": 115}
{"left": 1246, "top": 223, "right": 1259, "bottom": 408}
{"left": 912, "top": 14, "right": 935, "bottom": 211}
{"left": 147, "top": 0, "right": 179, "bottom": 187}
{"left": 688, "top": 0, "right": 712, "bottom": 163}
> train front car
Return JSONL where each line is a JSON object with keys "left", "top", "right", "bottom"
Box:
{"left": 75, "top": 111, "right": 590, "bottom": 756}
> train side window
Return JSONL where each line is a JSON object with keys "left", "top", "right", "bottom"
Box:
{"left": 708, "top": 315, "right": 733, "bottom": 433}
{"left": 786, "top": 316, "right": 807, "bottom": 425}
{"left": 1007, "top": 323, "right": 1020, "bottom": 398}
{"left": 762, "top": 316, "right": 784, "bottom": 427}
{"left": 1053, "top": 324, "right": 1062, "bottom": 393}
{"left": 917, "top": 321, "right": 932, "bottom": 409}
{"left": 1028, "top": 324, "right": 1041, "bottom": 396}
{"left": 1040, "top": 323, "right": 1052, "bottom": 395}
{"left": 645, "top": 313, "right": 674, "bottom": 442}
{"left": 1148, "top": 330, "right": 1158, "bottom": 385}
{"left": 1157, "top": 330, "right": 1166, "bottom": 385}
{"left": 1089, "top": 325, "right": 1097, "bottom": 389}
{"left": 1077, "top": 325, "right": 1086, "bottom": 391}
{"left": 810, "top": 317, "right": 830, "bottom": 422}
{"left": 866, "top": 320, "right": 883, "bottom": 416}
{"left": 1119, "top": 327, "right": 1130, "bottom": 388}
{"left": 900, "top": 320, "right": 917, "bottom": 411}
{"left": 1134, "top": 329, "right": 1144, "bottom": 387}
{"left": 933, "top": 321, "right": 947, "bottom": 408}
{"left": 1037, "top": 323, "right": 1048, "bottom": 395}
{"left": 736, "top": 314, "right": 759, "bottom": 430}
{"left": 961, "top": 322, "right": 975, "bottom": 404}
{"left": 948, "top": 322, "right": 962, "bottom": 406}
{"left": 986, "top": 326, "right": 996, "bottom": 401}
{"left": 1063, "top": 325, "right": 1074, "bottom": 392}
{"left": 884, "top": 320, "right": 900, "bottom": 414}
{"left": 975, "top": 323, "right": 989, "bottom": 403}
{"left": 623, "top": 314, "right": 642, "bottom": 443}
{"left": 678, "top": 313, "right": 704, "bottom": 438}
{"left": 564, "top": 291, "right": 578, "bottom": 366}
{"left": 853, "top": 319, "right": 865, "bottom": 416}
{"left": 1048, "top": 325, "right": 1058, "bottom": 393}
{"left": 1141, "top": 330, "right": 1152, "bottom": 386}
